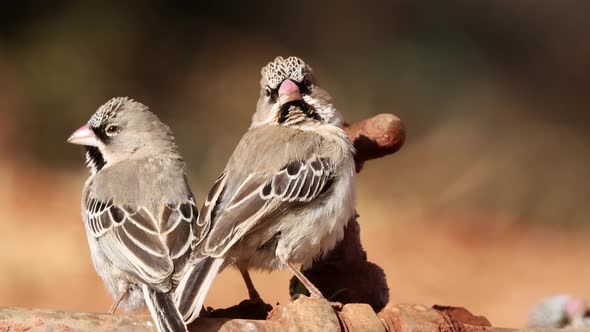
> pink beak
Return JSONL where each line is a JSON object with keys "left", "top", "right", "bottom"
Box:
{"left": 67, "top": 124, "right": 98, "bottom": 146}
{"left": 278, "top": 79, "right": 302, "bottom": 105}
{"left": 565, "top": 297, "right": 587, "bottom": 318}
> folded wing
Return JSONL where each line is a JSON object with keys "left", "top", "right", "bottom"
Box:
{"left": 196, "top": 156, "right": 334, "bottom": 258}
{"left": 85, "top": 193, "right": 197, "bottom": 289}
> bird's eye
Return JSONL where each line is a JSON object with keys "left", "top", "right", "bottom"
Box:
{"left": 105, "top": 125, "right": 121, "bottom": 136}
{"left": 264, "top": 87, "right": 272, "bottom": 98}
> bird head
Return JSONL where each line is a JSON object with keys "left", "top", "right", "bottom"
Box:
{"left": 252, "top": 56, "right": 343, "bottom": 129}
{"left": 67, "top": 97, "right": 176, "bottom": 174}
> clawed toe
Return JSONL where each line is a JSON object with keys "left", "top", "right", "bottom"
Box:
{"left": 328, "top": 301, "right": 343, "bottom": 309}
{"left": 293, "top": 293, "right": 343, "bottom": 310}
{"left": 311, "top": 293, "right": 343, "bottom": 310}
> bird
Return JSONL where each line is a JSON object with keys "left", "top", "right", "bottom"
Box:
{"left": 67, "top": 97, "right": 197, "bottom": 332}
{"left": 528, "top": 295, "right": 590, "bottom": 328}
{"left": 175, "top": 56, "right": 356, "bottom": 323}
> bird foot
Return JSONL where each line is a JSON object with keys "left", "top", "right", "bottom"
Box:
{"left": 108, "top": 304, "right": 118, "bottom": 314}
{"left": 292, "top": 293, "right": 343, "bottom": 310}
{"left": 328, "top": 301, "right": 343, "bottom": 310}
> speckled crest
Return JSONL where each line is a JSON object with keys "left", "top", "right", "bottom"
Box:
{"left": 88, "top": 97, "right": 133, "bottom": 128}
{"left": 264, "top": 56, "right": 306, "bottom": 89}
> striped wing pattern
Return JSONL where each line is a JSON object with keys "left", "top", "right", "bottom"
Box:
{"left": 197, "top": 156, "right": 334, "bottom": 257}
{"left": 85, "top": 194, "right": 198, "bottom": 286}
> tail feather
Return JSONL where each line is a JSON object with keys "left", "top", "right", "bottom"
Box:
{"left": 174, "top": 257, "right": 224, "bottom": 324}
{"left": 142, "top": 285, "right": 187, "bottom": 332}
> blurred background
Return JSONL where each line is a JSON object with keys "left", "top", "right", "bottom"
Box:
{"left": 1, "top": 1, "right": 589, "bottom": 327}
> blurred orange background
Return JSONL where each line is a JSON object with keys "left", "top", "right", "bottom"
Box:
{"left": 1, "top": 1, "right": 589, "bottom": 327}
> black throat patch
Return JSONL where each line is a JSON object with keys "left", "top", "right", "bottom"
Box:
{"left": 278, "top": 100, "right": 321, "bottom": 124}
{"left": 85, "top": 146, "right": 106, "bottom": 173}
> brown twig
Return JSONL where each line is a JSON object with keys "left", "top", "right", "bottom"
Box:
{"left": 344, "top": 113, "right": 406, "bottom": 172}
{"left": 0, "top": 301, "right": 574, "bottom": 332}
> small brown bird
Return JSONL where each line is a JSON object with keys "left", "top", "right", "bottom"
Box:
{"left": 68, "top": 97, "right": 197, "bottom": 332}
{"left": 175, "top": 56, "right": 356, "bottom": 323}
{"left": 528, "top": 295, "right": 590, "bottom": 328}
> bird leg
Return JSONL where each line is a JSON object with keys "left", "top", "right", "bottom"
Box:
{"left": 109, "top": 288, "right": 128, "bottom": 314}
{"left": 286, "top": 262, "right": 342, "bottom": 309}
{"left": 239, "top": 267, "right": 263, "bottom": 302}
